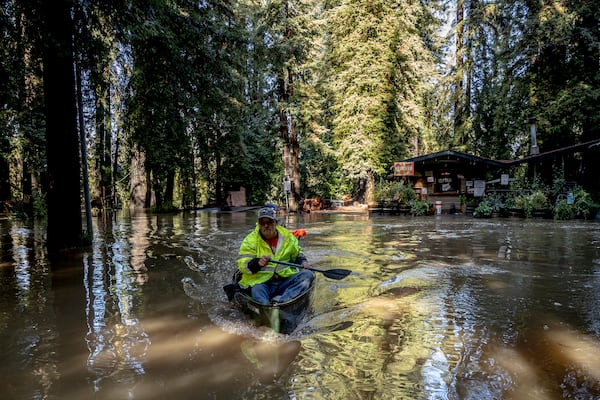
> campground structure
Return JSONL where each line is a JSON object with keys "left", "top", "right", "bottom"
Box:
{"left": 390, "top": 139, "right": 600, "bottom": 214}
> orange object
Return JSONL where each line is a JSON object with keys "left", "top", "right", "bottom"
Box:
{"left": 291, "top": 229, "right": 307, "bottom": 238}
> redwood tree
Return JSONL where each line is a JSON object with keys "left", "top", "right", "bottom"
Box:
{"left": 40, "top": 0, "right": 83, "bottom": 250}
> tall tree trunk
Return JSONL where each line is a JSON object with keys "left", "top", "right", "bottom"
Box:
{"left": 165, "top": 171, "right": 175, "bottom": 208}
{"left": 365, "top": 169, "right": 375, "bottom": 206}
{"left": 288, "top": 71, "right": 301, "bottom": 208}
{"left": 112, "top": 123, "right": 119, "bottom": 208}
{"left": 22, "top": 161, "right": 33, "bottom": 213}
{"left": 578, "top": 11, "right": 600, "bottom": 196}
{"left": 15, "top": 4, "right": 38, "bottom": 216}
{"left": 453, "top": 0, "right": 466, "bottom": 147}
{"left": 279, "top": 71, "right": 299, "bottom": 212}
{"left": 75, "top": 58, "right": 92, "bottom": 237}
{"left": 41, "top": 0, "right": 83, "bottom": 251}
{"left": 278, "top": 2, "right": 300, "bottom": 212}
{"left": 94, "top": 74, "right": 111, "bottom": 210}
{"left": 215, "top": 146, "right": 224, "bottom": 208}
{"left": 0, "top": 135, "right": 9, "bottom": 210}
{"left": 129, "top": 144, "right": 146, "bottom": 211}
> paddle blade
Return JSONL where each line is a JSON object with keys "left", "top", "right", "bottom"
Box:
{"left": 270, "top": 259, "right": 352, "bottom": 280}
{"left": 317, "top": 268, "right": 352, "bottom": 280}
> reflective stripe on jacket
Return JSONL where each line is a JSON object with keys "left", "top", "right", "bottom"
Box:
{"left": 236, "top": 224, "right": 303, "bottom": 288}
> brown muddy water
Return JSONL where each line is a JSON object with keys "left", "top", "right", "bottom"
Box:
{"left": 1, "top": 210, "right": 600, "bottom": 400}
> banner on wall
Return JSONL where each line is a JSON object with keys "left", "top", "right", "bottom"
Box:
{"left": 393, "top": 162, "right": 414, "bottom": 176}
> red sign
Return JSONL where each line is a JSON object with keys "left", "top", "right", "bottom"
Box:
{"left": 393, "top": 162, "right": 414, "bottom": 176}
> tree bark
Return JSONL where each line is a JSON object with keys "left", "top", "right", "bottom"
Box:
{"left": 0, "top": 135, "right": 10, "bottom": 209}
{"left": 41, "top": 0, "right": 83, "bottom": 251}
{"left": 279, "top": 71, "right": 299, "bottom": 212}
{"left": 129, "top": 144, "right": 147, "bottom": 211}
{"left": 94, "top": 74, "right": 111, "bottom": 210}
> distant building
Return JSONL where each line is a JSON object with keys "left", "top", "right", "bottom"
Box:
{"left": 394, "top": 139, "right": 600, "bottom": 212}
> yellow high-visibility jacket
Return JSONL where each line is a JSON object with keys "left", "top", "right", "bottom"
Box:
{"left": 237, "top": 224, "right": 304, "bottom": 288}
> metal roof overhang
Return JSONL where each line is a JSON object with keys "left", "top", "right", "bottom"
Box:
{"left": 400, "top": 149, "right": 509, "bottom": 169}
{"left": 507, "top": 138, "right": 600, "bottom": 166}
{"left": 399, "top": 138, "right": 600, "bottom": 169}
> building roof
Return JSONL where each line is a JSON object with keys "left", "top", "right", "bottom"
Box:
{"left": 401, "top": 149, "right": 509, "bottom": 168}
{"left": 400, "top": 138, "right": 600, "bottom": 168}
{"left": 508, "top": 138, "right": 600, "bottom": 165}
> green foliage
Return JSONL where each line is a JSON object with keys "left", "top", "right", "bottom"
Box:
{"left": 373, "top": 181, "right": 414, "bottom": 203}
{"left": 409, "top": 199, "right": 429, "bottom": 216}
{"left": 573, "top": 189, "right": 600, "bottom": 220}
{"left": 554, "top": 189, "right": 600, "bottom": 220}
{"left": 473, "top": 202, "right": 493, "bottom": 218}
{"left": 33, "top": 193, "right": 47, "bottom": 219}
{"left": 316, "top": 0, "right": 442, "bottom": 198}
{"left": 514, "top": 190, "right": 551, "bottom": 218}
{"left": 553, "top": 199, "right": 573, "bottom": 221}
{"left": 550, "top": 165, "right": 569, "bottom": 201}
{"left": 398, "top": 186, "right": 418, "bottom": 205}
{"left": 3, "top": 0, "right": 600, "bottom": 217}
{"left": 473, "top": 194, "right": 504, "bottom": 217}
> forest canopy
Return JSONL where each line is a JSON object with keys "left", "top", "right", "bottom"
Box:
{"left": 1, "top": 0, "right": 599, "bottom": 220}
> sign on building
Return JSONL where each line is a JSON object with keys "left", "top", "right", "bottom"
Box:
{"left": 393, "top": 162, "right": 414, "bottom": 176}
{"left": 474, "top": 180, "right": 486, "bottom": 197}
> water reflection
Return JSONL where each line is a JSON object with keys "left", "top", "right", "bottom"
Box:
{"left": 84, "top": 215, "right": 151, "bottom": 394}
{"left": 1, "top": 213, "right": 600, "bottom": 399}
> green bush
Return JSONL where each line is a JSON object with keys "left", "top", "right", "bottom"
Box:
{"left": 573, "top": 189, "right": 600, "bottom": 219}
{"left": 473, "top": 202, "right": 493, "bottom": 218}
{"left": 514, "top": 190, "right": 550, "bottom": 218}
{"left": 554, "top": 189, "right": 600, "bottom": 220}
{"left": 473, "top": 194, "right": 504, "bottom": 218}
{"left": 33, "top": 193, "right": 47, "bottom": 219}
{"left": 398, "top": 185, "right": 417, "bottom": 204}
{"left": 409, "top": 199, "right": 430, "bottom": 216}
{"left": 553, "top": 199, "right": 573, "bottom": 220}
{"left": 373, "top": 181, "right": 415, "bottom": 204}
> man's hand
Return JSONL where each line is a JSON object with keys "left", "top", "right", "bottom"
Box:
{"left": 258, "top": 255, "right": 271, "bottom": 267}
{"left": 301, "top": 261, "right": 310, "bottom": 269}
{"left": 248, "top": 255, "right": 272, "bottom": 273}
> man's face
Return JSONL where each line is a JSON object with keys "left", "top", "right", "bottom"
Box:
{"left": 258, "top": 218, "right": 277, "bottom": 238}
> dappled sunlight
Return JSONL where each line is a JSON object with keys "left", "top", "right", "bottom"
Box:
{"left": 2, "top": 214, "right": 600, "bottom": 399}
{"left": 143, "top": 313, "right": 241, "bottom": 355}
{"left": 491, "top": 345, "right": 554, "bottom": 399}
{"left": 487, "top": 322, "right": 600, "bottom": 398}
{"left": 541, "top": 324, "right": 600, "bottom": 385}
{"left": 140, "top": 314, "right": 303, "bottom": 390}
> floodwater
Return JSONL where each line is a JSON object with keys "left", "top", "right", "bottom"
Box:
{"left": 1, "top": 210, "right": 600, "bottom": 400}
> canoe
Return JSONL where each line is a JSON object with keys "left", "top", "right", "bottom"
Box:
{"left": 224, "top": 274, "right": 314, "bottom": 334}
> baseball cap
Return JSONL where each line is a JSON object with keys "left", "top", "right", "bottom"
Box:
{"left": 258, "top": 207, "right": 277, "bottom": 221}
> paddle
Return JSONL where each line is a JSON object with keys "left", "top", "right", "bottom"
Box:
{"left": 270, "top": 259, "right": 352, "bottom": 280}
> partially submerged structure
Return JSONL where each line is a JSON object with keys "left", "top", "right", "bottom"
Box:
{"left": 393, "top": 139, "right": 600, "bottom": 213}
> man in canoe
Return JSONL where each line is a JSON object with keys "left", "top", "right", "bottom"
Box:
{"left": 236, "top": 207, "right": 314, "bottom": 304}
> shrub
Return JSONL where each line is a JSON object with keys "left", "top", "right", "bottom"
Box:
{"left": 409, "top": 199, "right": 430, "bottom": 216}
{"left": 573, "top": 189, "right": 600, "bottom": 219}
{"left": 473, "top": 194, "right": 504, "bottom": 218}
{"left": 554, "top": 188, "right": 600, "bottom": 220}
{"left": 33, "top": 193, "right": 47, "bottom": 219}
{"left": 373, "top": 181, "right": 416, "bottom": 204}
{"left": 473, "top": 202, "right": 493, "bottom": 218}
{"left": 515, "top": 190, "right": 550, "bottom": 218}
{"left": 553, "top": 199, "right": 573, "bottom": 220}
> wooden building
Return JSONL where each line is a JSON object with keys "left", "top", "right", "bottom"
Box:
{"left": 394, "top": 150, "right": 512, "bottom": 213}
{"left": 393, "top": 139, "right": 600, "bottom": 213}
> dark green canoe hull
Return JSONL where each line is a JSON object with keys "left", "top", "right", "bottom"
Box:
{"left": 232, "top": 283, "right": 314, "bottom": 334}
